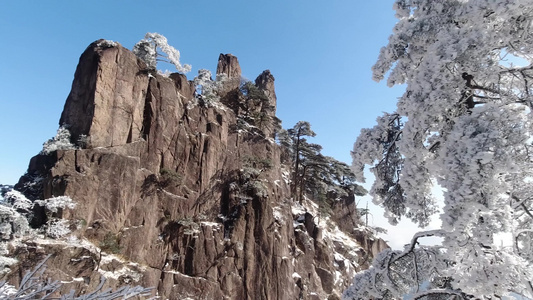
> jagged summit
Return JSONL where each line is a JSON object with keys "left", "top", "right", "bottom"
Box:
{"left": 216, "top": 53, "right": 242, "bottom": 79}
{"left": 6, "top": 40, "right": 386, "bottom": 299}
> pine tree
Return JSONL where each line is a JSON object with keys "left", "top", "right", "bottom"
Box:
{"left": 279, "top": 121, "right": 320, "bottom": 203}
{"left": 280, "top": 122, "right": 366, "bottom": 205}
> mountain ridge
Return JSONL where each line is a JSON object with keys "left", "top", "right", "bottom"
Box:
{"left": 4, "top": 40, "right": 387, "bottom": 299}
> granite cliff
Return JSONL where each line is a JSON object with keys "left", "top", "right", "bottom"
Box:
{"left": 5, "top": 40, "right": 387, "bottom": 299}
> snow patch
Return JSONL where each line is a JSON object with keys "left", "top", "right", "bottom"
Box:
{"left": 97, "top": 40, "right": 118, "bottom": 47}
{"left": 200, "top": 221, "right": 222, "bottom": 229}
{"left": 272, "top": 206, "right": 285, "bottom": 224}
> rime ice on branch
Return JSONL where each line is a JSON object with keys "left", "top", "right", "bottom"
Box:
{"left": 347, "top": 0, "right": 533, "bottom": 299}
{"left": 133, "top": 32, "right": 191, "bottom": 73}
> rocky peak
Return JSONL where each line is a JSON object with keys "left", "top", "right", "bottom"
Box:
{"left": 7, "top": 40, "right": 387, "bottom": 300}
{"left": 216, "top": 53, "right": 242, "bottom": 79}
{"left": 59, "top": 40, "right": 152, "bottom": 149}
{"left": 255, "top": 70, "right": 277, "bottom": 115}
{"left": 216, "top": 53, "right": 242, "bottom": 94}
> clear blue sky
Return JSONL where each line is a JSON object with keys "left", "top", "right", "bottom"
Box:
{"left": 0, "top": 1, "right": 401, "bottom": 184}
{"left": 0, "top": 1, "right": 420, "bottom": 247}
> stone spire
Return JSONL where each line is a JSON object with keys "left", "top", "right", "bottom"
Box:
{"left": 216, "top": 53, "right": 241, "bottom": 79}
{"left": 255, "top": 70, "right": 277, "bottom": 115}
{"left": 216, "top": 53, "right": 242, "bottom": 95}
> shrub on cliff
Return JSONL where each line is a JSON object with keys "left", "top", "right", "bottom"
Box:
{"left": 40, "top": 126, "right": 76, "bottom": 155}
{"left": 192, "top": 69, "right": 228, "bottom": 107}
{"left": 159, "top": 168, "right": 182, "bottom": 188}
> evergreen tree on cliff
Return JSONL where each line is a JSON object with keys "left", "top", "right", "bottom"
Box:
{"left": 279, "top": 121, "right": 319, "bottom": 203}
{"left": 280, "top": 122, "right": 365, "bottom": 204}
{"left": 346, "top": 0, "right": 533, "bottom": 298}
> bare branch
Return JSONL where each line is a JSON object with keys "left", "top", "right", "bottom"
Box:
{"left": 412, "top": 289, "right": 465, "bottom": 300}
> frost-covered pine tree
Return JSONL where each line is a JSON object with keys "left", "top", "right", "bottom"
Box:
{"left": 346, "top": 0, "right": 533, "bottom": 299}
{"left": 133, "top": 32, "right": 191, "bottom": 73}
{"left": 192, "top": 69, "right": 228, "bottom": 107}
{"left": 41, "top": 126, "right": 76, "bottom": 155}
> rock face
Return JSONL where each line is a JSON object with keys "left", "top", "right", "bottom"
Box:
{"left": 10, "top": 40, "right": 388, "bottom": 299}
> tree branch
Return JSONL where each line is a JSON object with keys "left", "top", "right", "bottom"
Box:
{"left": 412, "top": 289, "right": 465, "bottom": 300}
{"left": 402, "top": 230, "right": 444, "bottom": 256}
{"left": 509, "top": 194, "right": 533, "bottom": 219}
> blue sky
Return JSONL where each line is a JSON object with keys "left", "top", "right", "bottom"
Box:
{"left": 0, "top": 1, "right": 420, "bottom": 247}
